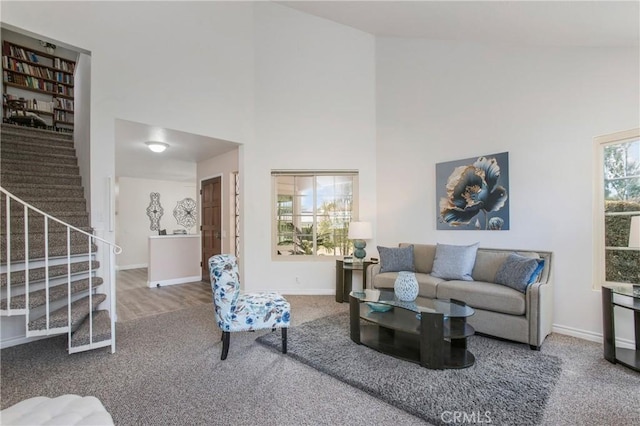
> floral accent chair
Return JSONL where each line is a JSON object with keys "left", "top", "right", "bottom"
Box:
{"left": 209, "top": 254, "right": 291, "bottom": 360}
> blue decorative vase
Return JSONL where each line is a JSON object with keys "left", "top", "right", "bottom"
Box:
{"left": 394, "top": 271, "right": 419, "bottom": 302}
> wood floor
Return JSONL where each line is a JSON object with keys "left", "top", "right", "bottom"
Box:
{"left": 116, "top": 268, "right": 211, "bottom": 322}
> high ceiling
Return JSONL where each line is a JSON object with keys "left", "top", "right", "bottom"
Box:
{"left": 116, "top": 1, "right": 638, "bottom": 182}
{"left": 279, "top": 1, "right": 639, "bottom": 47}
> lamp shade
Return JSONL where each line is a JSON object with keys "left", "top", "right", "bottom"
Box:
{"left": 348, "top": 221, "right": 372, "bottom": 240}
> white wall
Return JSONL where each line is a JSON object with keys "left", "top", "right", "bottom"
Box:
{"left": 74, "top": 53, "right": 91, "bottom": 208}
{"left": 248, "top": 3, "right": 376, "bottom": 294}
{"left": 376, "top": 38, "right": 640, "bottom": 340}
{"left": 116, "top": 177, "right": 197, "bottom": 269}
{"left": 197, "top": 149, "right": 239, "bottom": 257}
{"left": 1, "top": 0, "right": 255, "bottom": 237}
{"left": 2, "top": 2, "right": 375, "bottom": 297}
{"left": 4, "top": 2, "right": 635, "bottom": 341}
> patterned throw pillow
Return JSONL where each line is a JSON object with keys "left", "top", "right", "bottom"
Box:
{"left": 495, "top": 253, "right": 540, "bottom": 292}
{"left": 377, "top": 245, "right": 415, "bottom": 273}
{"left": 431, "top": 242, "right": 479, "bottom": 281}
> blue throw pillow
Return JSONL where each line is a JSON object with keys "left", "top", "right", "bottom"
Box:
{"left": 528, "top": 259, "right": 545, "bottom": 284}
{"left": 378, "top": 245, "right": 415, "bottom": 273}
{"left": 431, "top": 243, "right": 479, "bottom": 281}
{"left": 495, "top": 253, "right": 540, "bottom": 293}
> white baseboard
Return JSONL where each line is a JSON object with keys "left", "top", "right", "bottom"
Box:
{"left": 277, "top": 289, "right": 336, "bottom": 296}
{"left": 147, "top": 275, "right": 202, "bottom": 288}
{"left": 552, "top": 323, "right": 635, "bottom": 349}
{"left": 116, "top": 263, "right": 148, "bottom": 271}
{"left": 1, "top": 334, "right": 50, "bottom": 349}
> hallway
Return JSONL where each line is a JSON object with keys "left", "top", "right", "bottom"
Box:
{"left": 116, "top": 268, "right": 211, "bottom": 322}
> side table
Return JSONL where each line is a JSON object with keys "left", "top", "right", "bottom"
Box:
{"left": 602, "top": 284, "right": 640, "bottom": 372}
{"left": 335, "top": 260, "right": 372, "bottom": 303}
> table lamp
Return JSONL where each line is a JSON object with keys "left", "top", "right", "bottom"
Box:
{"left": 348, "top": 221, "right": 372, "bottom": 263}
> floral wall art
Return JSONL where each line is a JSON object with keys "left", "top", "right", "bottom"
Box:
{"left": 174, "top": 198, "right": 197, "bottom": 232}
{"left": 436, "top": 152, "right": 509, "bottom": 230}
{"left": 146, "top": 192, "right": 164, "bottom": 231}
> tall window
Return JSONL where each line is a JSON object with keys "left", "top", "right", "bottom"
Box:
{"left": 272, "top": 171, "right": 358, "bottom": 258}
{"left": 594, "top": 129, "right": 640, "bottom": 288}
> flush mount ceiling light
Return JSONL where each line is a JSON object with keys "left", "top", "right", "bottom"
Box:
{"left": 145, "top": 141, "right": 169, "bottom": 153}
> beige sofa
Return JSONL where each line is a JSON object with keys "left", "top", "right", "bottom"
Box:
{"left": 366, "top": 243, "right": 553, "bottom": 349}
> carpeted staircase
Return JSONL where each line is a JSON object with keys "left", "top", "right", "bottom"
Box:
{"left": 1, "top": 123, "right": 117, "bottom": 353}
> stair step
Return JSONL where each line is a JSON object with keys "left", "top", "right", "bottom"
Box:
{"left": 1, "top": 171, "right": 81, "bottom": 186}
{"left": 1, "top": 184, "right": 84, "bottom": 198}
{"left": 3, "top": 223, "right": 91, "bottom": 246}
{"left": 2, "top": 196, "right": 86, "bottom": 214}
{"left": 1, "top": 212, "right": 91, "bottom": 230}
{"left": 1, "top": 123, "right": 74, "bottom": 141}
{"left": 0, "top": 148, "right": 78, "bottom": 165}
{"left": 28, "top": 293, "right": 106, "bottom": 331}
{"left": 1, "top": 241, "right": 98, "bottom": 263}
{"left": 3, "top": 226, "right": 90, "bottom": 239}
{"left": 0, "top": 139, "right": 75, "bottom": 156}
{"left": 1, "top": 128, "right": 75, "bottom": 148}
{"left": 0, "top": 222, "right": 92, "bottom": 237}
{"left": 1, "top": 277, "right": 104, "bottom": 310}
{"left": 70, "top": 310, "right": 111, "bottom": 347}
{"left": 1, "top": 260, "right": 100, "bottom": 287}
{"left": 0, "top": 159, "right": 80, "bottom": 175}
{"left": 2, "top": 230, "right": 95, "bottom": 251}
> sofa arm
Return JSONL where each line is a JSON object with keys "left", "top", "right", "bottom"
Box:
{"left": 527, "top": 280, "right": 553, "bottom": 348}
{"left": 366, "top": 264, "right": 381, "bottom": 289}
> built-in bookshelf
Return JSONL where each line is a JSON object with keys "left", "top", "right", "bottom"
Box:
{"left": 2, "top": 40, "right": 75, "bottom": 132}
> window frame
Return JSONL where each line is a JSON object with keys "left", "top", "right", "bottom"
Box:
{"left": 593, "top": 128, "right": 640, "bottom": 289}
{"left": 271, "top": 170, "right": 359, "bottom": 261}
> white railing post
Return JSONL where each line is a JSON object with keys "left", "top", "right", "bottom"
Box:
{"left": 67, "top": 227, "right": 72, "bottom": 350}
{"left": 24, "top": 205, "right": 29, "bottom": 325}
{"left": 44, "top": 216, "right": 49, "bottom": 330}
{"left": 5, "top": 196, "right": 11, "bottom": 311}
{"left": 88, "top": 234, "right": 93, "bottom": 346}
{"left": 110, "top": 246, "right": 116, "bottom": 353}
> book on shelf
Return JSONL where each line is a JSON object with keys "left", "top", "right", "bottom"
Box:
{"left": 3, "top": 41, "right": 76, "bottom": 130}
{"left": 54, "top": 97, "right": 74, "bottom": 111}
{"left": 3, "top": 94, "right": 54, "bottom": 115}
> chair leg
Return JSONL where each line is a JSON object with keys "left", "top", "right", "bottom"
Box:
{"left": 221, "top": 331, "right": 230, "bottom": 360}
{"left": 281, "top": 327, "right": 287, "bottom": 354}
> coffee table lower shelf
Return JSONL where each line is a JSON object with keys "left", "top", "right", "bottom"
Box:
{"left": 350, "top": 295, "right": 475, "bottom": 370}
{"left": 359, "top": 324, "right": 475, "bottom": 369}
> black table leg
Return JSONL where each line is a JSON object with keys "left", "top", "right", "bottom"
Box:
{"left": 602, "top": 286, "right": 616, "bottom": 363}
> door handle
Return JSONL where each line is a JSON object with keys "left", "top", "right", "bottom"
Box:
{"left": 214, "top": 231, "right": 221, "bottom": 239}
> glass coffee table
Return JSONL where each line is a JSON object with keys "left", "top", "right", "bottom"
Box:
{"left": 349, "top": 290, "right": 475, "bottom": 369}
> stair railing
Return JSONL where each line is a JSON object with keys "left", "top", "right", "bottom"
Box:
{"left": 1, "top": 186, "right": 121, "bottom": 353}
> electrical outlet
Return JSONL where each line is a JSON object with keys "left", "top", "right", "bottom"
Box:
{"left": 295, "top": 276, "right": 300, "bottom": 284}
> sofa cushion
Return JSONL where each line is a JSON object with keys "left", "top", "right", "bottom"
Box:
{"left": 472, "top": 250, "right": 541, "bottom": 282}
{"left": 472, "top": 251, "right": 511, "bottom": 282}
{"left": 495, "top": 253, "right": 541, "bottom": 292}
{"left": 436, "top": 280, "right": 526, "bottom": 315}
{"left": 400, "top": 243, "right": 436, "bottom": 274}
{"left": 378, "top": 245, "right": 415, "bottom": 273}
{"left": 431, "top": 242, "right": 479, "bottom": 281}
{"left": 372, "top": 272, "right": 442, "bottom": 299}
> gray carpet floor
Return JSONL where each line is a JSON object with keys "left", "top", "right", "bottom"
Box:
{"left": 1, "top": 295, "right": 639, "bottom": 425}
{"left": 256, "top": 312, "right": 562, "bottom": 425}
